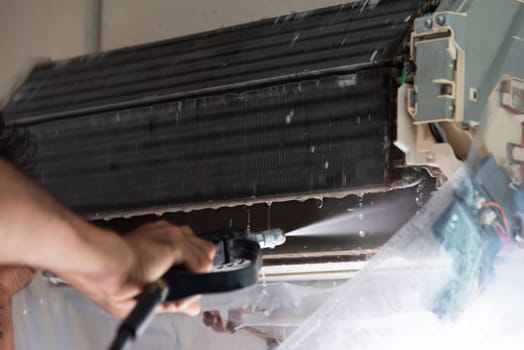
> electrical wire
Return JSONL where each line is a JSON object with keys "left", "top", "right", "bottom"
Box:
{"left": 482, "top": 201, "right": 511, "bottom": 242}
{"left": 399, "top": 66, "right": 407, "bottom": 86}
{"left": 429, "top": 123, "right": 447, "bottom": 143}
{"left": 494, "top": 223, "right": 511, "bottom": 244}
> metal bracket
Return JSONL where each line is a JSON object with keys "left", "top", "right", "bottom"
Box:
{"left": 395, "top": 85, "right": 462, "bottom": 180}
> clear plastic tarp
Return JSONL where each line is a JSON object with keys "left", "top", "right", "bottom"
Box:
{"left": 278, "top": 169, "right": 524, "bottom": 350}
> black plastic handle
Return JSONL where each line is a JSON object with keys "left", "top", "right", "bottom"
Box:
{"left": 161, "top": 232, "right": 261, "bottom": 302}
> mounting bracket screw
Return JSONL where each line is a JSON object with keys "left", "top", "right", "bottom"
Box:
{"left": 424, "top": 18, "right": 433, "bottom": 28}
{"left": 436, "top": 15, "right": 446, "bottom": 26}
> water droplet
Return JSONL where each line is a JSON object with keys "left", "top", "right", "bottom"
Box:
{"left": 303, "top": 244, "right": 308, "bottom": 249}
{"left": 359, "top": 230, "right": 366, "bottom": 238}
{"left": 285, "top": 109, "right": 295, "bottom": 124}
{"left": 262, "top": 288, "right": 268, "bottom": 295}
{"left": 310, "top": 145, "right": 316, "bottom": 153}
{"left": 267, "top": 203, "right": 272, "bottom": 229}
{"left": 246, "top": 209, "right": 251, "bottom": 233}
{"left": 291, "top": 33, "right": 301, "bottom": 45}
{"left": 369, "top": 49, "right": 378, "bottom": 62}
{"left": 317, "top": 198, "right": 324, "bottom": 208}
{"left": 23, "top": 309, "right": 28, "bottom": 316}
{"left": 264, "top": 309, "right": 271, "bottom": 317}
{"left": 261, "top": 270, "right": 267, "bottom": 290}
{"left": 415, "top": 193, "right": 424, "bottom": 207}
{"left": 332, "top": 281, "right": 338, "bottom": 286}
{"left": 358, "top": 213, "right": 364, "bottom": 220}
{"left": 324, "top": 161, "right": 329, "bottom": 169}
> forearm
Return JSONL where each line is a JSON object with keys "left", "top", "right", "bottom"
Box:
{"left": 0, "top": 293, "right": 13, "bottom": 350}
{"left": 0, "top": 158, "right": 133, "bottom": 280}
{"left": 0, "top": 157, "right": 215, "bottom": 320}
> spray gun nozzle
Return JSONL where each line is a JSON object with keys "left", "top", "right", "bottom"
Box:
{"left": 247, "top": 228, "right": 286, "bottom": 249}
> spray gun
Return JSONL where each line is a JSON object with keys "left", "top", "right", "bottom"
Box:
{"left": 109, "top": 228, "right": 285, "bottom": 350}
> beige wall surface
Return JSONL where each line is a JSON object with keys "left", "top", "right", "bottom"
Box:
{"left": 0, "top": 0, "right": 87, "bottom": 103}
{"left": 0, "top": 0, "right": 350, "bottom": 104}
{"left": 101, "top": 0, "right": 347, "bottom": 50}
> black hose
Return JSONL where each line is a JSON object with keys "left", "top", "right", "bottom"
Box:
{"left": 109, "top": 329, "right": 133, "bottom": 350}
{"left": 108, "top": 281, "right": 169, "bottom": 350}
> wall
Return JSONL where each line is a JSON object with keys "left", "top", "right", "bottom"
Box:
{"left": 0, "top": 0, "right": 349, "bottom": 104}
{"left": 0, "top": 0, "right": 87, "bottom": 103}
{"left": 101, "top": 0, "right": 349, "bottom": 50}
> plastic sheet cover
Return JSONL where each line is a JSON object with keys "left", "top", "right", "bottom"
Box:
{"left": 278, "top": 168, "right": 524, "bottom": 350}
{"left": 12, "top": 274, "right": 336, "bottom": 349}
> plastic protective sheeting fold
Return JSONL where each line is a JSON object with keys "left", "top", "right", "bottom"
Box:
{"left": 12, "top": 274, "right": 336, "bottom": 349}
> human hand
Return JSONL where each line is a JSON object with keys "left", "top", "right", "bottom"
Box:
{"left": 122, "top": 221, "right": 216, "bottom": 317}
{"left": 202, "top": 311, "right": 237, "bottom": 334}
{"left": 0, "top": 266, "right": 35, "bottom": 297}
{"left": 203, "top": 310, "right": 280, "bottom": 349}
{"left": 61, "top": 221, "right": 215, "bottom": 318}
{"left": 0, "top": 266, "right": 35, "bottom": 350}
